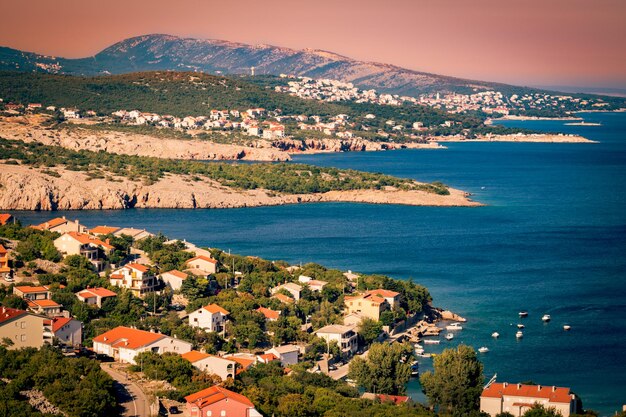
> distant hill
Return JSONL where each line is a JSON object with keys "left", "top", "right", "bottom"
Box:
{"left": 0, "top": 34, "right": 531, "bottom": 96}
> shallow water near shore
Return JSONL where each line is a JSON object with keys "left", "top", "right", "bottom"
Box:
{"left": 10, "top": 112, "right": 626, "bottom": 415}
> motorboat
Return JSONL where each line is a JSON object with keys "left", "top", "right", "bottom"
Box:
{"left": 519, "top": 311, "right": 529, "bottom": 318}
{"left": 563, "top": 325, "right": 571, "bottom": 331}
{"left": 416, "top": 352, "right": 432, "bottom": 358}
{"left": 542, "top": 314, "right": 551, "bottom": 322}
{"left": 423, "top": 339, "right": 440, "bottom": 345}
{"left": 478, "top": 347, "right": 489, "bottom": 353}
{"left": 517, "top": 324, "right": 525, "bottom": 329}
{"left": 516, "top": 331, "right": 524, "bottom": 339}
{"left": 411, "top": 361, "right": 419, "bottom": 376}
{"left": 446, "top": 322, "right": 463, "bottom": 331}
{"left": 491, "top": 332, "right": 500, "bottom": 338}
{"left": 445, "top": 333, "right": 454, "bottom": 341}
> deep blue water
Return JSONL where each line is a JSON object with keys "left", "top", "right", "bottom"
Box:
{"left": 9, "top": 112, "right": 626, "bottom": 415}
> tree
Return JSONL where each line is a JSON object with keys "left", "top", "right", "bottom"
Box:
{"left": 348, "top": 342, "right": 413, "bottom": 395}
{"left": 420, "top": 344, "right": 484, "bottom": 416}
{"left": 522, "top": 403, "right": 563, "bottom": 417}
{"left": 358, "top": 318, "right": 383, "bottom": 345}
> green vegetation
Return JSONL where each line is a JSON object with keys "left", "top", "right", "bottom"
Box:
{"left": 348, "top": 342, "right": 414, "bottom": 395}
{"left": 0, "top": 138, "right": 451, "bottom": 195}
{"left": 0, "top": 346, "right": 117, "bottom": 417}
{"left": 420, "top": 345, "right": 485, "bottom": 416}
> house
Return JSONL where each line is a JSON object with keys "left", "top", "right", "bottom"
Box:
{"left": 44, "top": 317, "right": 82, "bottom": 347}
{"left": 109, "top": 263, "right": 157, "bottom": 297}
{"left": 189, "top": 304, "right": 229, "bottom": 333}
{"left": 256, "top": 307, "right": 280, "bottom": 321}
{"left": 182, "top": 351, "right": 237, "bottom": 381}
{"left": 185, "top": 386, "right": 262, "bottom": 417}
{"left": 344, "top": 292, "right": 390, "bottom": 321}
{"left": 271, "top": 282, "right": 302, "bottom": 300}
{"left": 13, "top": 285, "right": 51, "bottom": 301}
{"left": 0, "top": 307, "right": 46, "bottom": 349}
{"left": 92, "top": 326, "right": 192, "bottom": 364}
{"left": 26, "top": 299, "right": 62, "bottom": 317}
{"left": 272, "top": 293, "right": 294, "bottom": 304}
{"left": 89, "top": 225, "right": 121, "bottom": 236}
{"left": 361, "top": 393, "right": 411, "bottom": 404}
{"left": 315, "top": 324, "right": 358, "bottom": 354}
{"left": 343, "top": 312, "right": 366, "bottom": 328}
{"left": 113, "top": 228, "right": 153, "bottom": 241}
{"left": 160, "top": 270, "right": 189, "bottom": 291}
{"left": 76, "top": 287, "right": 117, "bottom": 307}
{"left": 0, "top": 244, "right": 10, "bottom": 278}
{"left": 185, "top": 256, "right": 218, "bottom": 275}
{"left": 480, "top": 382, "right": 577, "bottom": 417}
{"left": 0, "top": 213, "right": 13, "bottom": 225}
{"left": 32, "top": 216, "right": 86, "bottom": 234}
{"left": 365, "top": 289, "right": 400, "bottom": 308}
{"left": 53, "top": 232, "right": 114, "bottom": 271}
{"left": 62, "top": 108, "right": 80, "bottom": 119}
{"left": 307, "top": 280, "right": 328, "bottom": 292}
{"left": 266, "top": 344, "right": 300, "bottom": 366}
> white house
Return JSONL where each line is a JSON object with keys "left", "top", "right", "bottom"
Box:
{"left": 160, "top": 270, "right": 189, "bottom": 291}
{"left": 185, "top": 256, "right": 218, "bottom": 275}
{"left": 188, "top": 304, "right": 229, "bottom": 333}
{"left": 109, "top": 263, "right": 157, "bottom": 297}
{"left": 315, "top": 324, "right": 358, "bottom": 354}
{"left": 266, "top": 344, "right": 300, "bottom": 367}
{"left": 92, "top": 326, "right": 192, "bottom": 364}
{"left": 46, "top": 317, "right": 82, "bottom": 347}
{"left": 75, "top": 287, "right": 117, "bottom": 308}
{"left": 481, "top": 382, "right": 577, "bottom": 417}
{"left": 182, "top": 351, "right": 237, "bottom": 381}
{"left": 271, "top": 282, "right": 302, "bottom": 300}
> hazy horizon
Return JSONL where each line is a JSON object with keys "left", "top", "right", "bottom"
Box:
{"left": 2, "top": 0, "right": 625, "bottom": 89}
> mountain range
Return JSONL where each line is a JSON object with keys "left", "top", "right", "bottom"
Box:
{"left": 0, "top": 34, "right": 526, "bottom": 97}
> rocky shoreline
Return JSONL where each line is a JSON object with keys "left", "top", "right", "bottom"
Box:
{"left": 0, "top": 163, "right": 480, "bottom": 210}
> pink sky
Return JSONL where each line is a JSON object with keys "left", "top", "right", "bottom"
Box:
{"left": 2, "top": 0, "right": 625, "bottom": 88}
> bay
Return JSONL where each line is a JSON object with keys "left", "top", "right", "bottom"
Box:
{"left": 9, "top": 111, "right": 626, "bottom": 415}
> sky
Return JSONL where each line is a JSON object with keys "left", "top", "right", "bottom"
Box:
{"left": 1, "top": 0, "right": 625, "bottom": 89}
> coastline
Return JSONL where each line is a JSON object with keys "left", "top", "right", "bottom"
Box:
{"left": 0, "top": 163, "right": 481, "bottom": 210}
{"left": 434, "top": 133, "right": 596, "bottom": 143}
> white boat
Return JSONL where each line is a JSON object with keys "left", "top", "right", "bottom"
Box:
{"left": 446, "top": 323, "right": 463, "bottom": 331}
{"left": 416, "top": 352, "right": 432, "bottom": 358}
{"left": 517, "top": 324, "right": 525, "bottom": 329}
{"left": 491, "top": 332, "right": 500, "bottom": 338}
{"left": 563, "top": 325, "right": 571, "bottom": 331}
{"left": 478, "top": 347, "right": 489, "bottom": 353}
{"left": 423, "top": 339, "right": 440, "bottom": 345}
{"left": 445, "top": 333, "right": 454, "bottom": 341}
{"left": 542, "top": 314, "right": 551, "bottom": 322}
{"left": 519, "top": 311, "right": 528, "bottom": 318}
{"left": 516, "top": 331, "right": 524, "bottom": 339}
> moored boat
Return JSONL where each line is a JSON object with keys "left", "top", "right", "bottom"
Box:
{"left": 411, "top": 361, "right": 419, "bottom": 376}
{"left": 519, "top": 311, "right": 528, "bottom": 318}
{"left": 446, "top": 322, "right": 463, "bottom": 331}
{"left": 516, "top": 330, "right": 524, "bottom": 338}
{"left": 445, "top": 333, "right": 454, "bottom": 340}
{"left": 542, "top": 314, "right": 551, "bottom": 322}
{"left": 563, "top": 325, "right": 571, "bottom": 331}
{"left": 517, "top": 324, "right": 525, "bottom": 329}
{"left": 491, "top": 332, "right": 500, "bottom": 338}
{"left": 478, "top": 347, "right": 489, "bottom": 353}
{"left": 423, "top": 339, "right": 440, "bottom": 345}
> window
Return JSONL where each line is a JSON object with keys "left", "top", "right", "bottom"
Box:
{"left": 221, "top": 411, "right": 226, "bottom": 416}
{"left": 21, "top": 334, "right": 26, "bottom": 341}
{"left": 206, "top": 412, "right": 211, "bottom": 416}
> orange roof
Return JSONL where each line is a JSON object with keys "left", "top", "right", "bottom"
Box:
{"left": 27, "top": 299, "right": 60, "bottom": 308}
{"left": 230, "top": 356, "right": 255, "bottom": 370}
{"left": 482, "top": 383, "right": 573, "bottom": 404}
{"left": 203, "top": 304, "right": 229, "bottom": 315}
{"left": 15, "top": 285, "right": 49, "bottom": 293}
{"left": 32, "top": 217, "right": 67, "bottom": 230}
{"left": 93, "top": 326, "right": 165, "bottom": 349}
{"left": 376, "top": 394, "right": 410, "bottom": 404}
{"left": 257, "top": 307, "right": 280, "bottom": 320}
{"left": 0, "top": 306, "right": 27, "bottom": 324}
{"left": 182, "top": 350, "right": 210, "bottom": 363}
{"left": 187, "top": 255, "right": 218, "bottom": 264}
{"left": 258, "top": 353, "right": 278, "bottom": 362}
{"left": 0, "top": 244, "right": 7, "bottom": 255}
{"left": 367, "top": 289, "right": 400, "bottom": 298}
{"left": 89, "top": 226, "right": 120, "bottom": 235}
{"left": 50, "top": 317, "right": 74, "bottom": 332}
{"left": 272, "top": 293, "right": 294, "bottom": 304}
{"left": 126, "top": 263, "right": 149, "bottom": 273}
{"left": 64, "top": 232, "right": 114, "bottom": 250}
{"left": 163, "top": 270, "right": 188, "bottom": 279}
{"left": 185, "top": 386, "right": 254, "bottom": 408}
{"left": 0, "top": 213, "right": 12, "bottom": 226}
{"left": 77, "top": 287, "right": 117, "bottom": 298}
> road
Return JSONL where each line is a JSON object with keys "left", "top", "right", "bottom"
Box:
{"left": 101, "top": 363, "right": 151, "bottom": 417}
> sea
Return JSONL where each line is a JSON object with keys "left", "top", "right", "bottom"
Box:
{"left": 9, "top": 111, "right": 626, "bottom": 415}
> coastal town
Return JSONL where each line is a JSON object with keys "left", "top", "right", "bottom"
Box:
{"left": 0, "top": 212, "right": 611, "bottom": 417}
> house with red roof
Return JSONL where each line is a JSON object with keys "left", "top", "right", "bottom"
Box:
{"left": 44, "top": 316, "right": 82, "bottom": 347}
{"left": 344, "top": 291, "right": 390, "bottom": 321}
{"left": 480, "top": 382, "right": 577, "bottom": 417}
{"left": 109, "top": 263, "right": 157, "bottom": 297}
{"left": 256, "top": 306, "right": 281, "bottom": 321}
{"left": 76, "top": 287, "right": 117, "bottom": 307}
{"left": 0, "top": 244, "right": 11, "bottom": 278}
{"left": 26, "top": 299, "right": 62, "bottom": 317}
{"left": 0, "top": 306, "right": 46, "bottom": 349}
{"left": 31, "top": 216, "right": 86, "bottom": 234}
{"left": 185, "top": 255, "right": 218, "bottom": 275}
{"left": 13, "top": 285, "right": 52, "bottom": 301}
{"left": 361, "top": 393, "right": 411, "bottom": 404}
{"left": 189, "top": 304, "right": 229, "bottom": 333}
{"left": 185, "top": 385, "right": 262, "bottom": 417}
{"left": 160, "top": 270, "right": 189, "bottom": 291}
{"left": 365, "top": 288, "right": 401, "bottom": 308}
{"left": 54, "top": 232, "right": 115, "bottom": 271}
{"left": 181, "top": 350, "right": 237, "bottom": 381}
{"left": 93, "top": 326, "right": 192, "bottom": 364}
{"left": 88, "top": 225, "right": 121, "bottom": 236}
{"left": 0, "top": 213, "right": 13, "bottom": 226}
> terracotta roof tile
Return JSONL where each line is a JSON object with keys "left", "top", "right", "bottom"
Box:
{"left": 257, "top": 307, "right": 280, "bottom": 320}
{"left": 93, "top": 326, "right": 165, "bottom": 349}
{"left": 185, "top": 386, "right": 254, "bottom": 408}
{"left": 203, "top": 304, "right": 229, "bottom": 315}
{"left": 0, "top": 306, "right": 27, "bottom": 324}
{"left": 182, "top": 350, "right": 210, "bottom": 363}
{"left": 481, "top": 383, "right": 573, "bottom": 404}
{"left": 186, "top": 255, "right": 218, "bottom": 264}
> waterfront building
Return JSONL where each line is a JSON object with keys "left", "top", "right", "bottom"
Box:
{"left": 344, "top": 292, "right": 390, "bottom": 321}
{"left": 480, "top": 382, "right": 577, "bottom": 417}
{"left": 315, "top": 324, "right": 358, "bottom": 354}
{"left": 53, "top": 232, "right": 114, "bottom": 271}
{"left": 31, "top": 216, "right": 87, "bottom": 234}
{"left": 185, "top": 255, "right": 218, "bottom": 275}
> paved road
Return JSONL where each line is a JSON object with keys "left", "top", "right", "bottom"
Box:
{"left": 101, "top": 363, "right": 151, "bottom": 417}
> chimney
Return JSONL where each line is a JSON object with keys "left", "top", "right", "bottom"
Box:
{"left": 538, "top": 385, "right": 542, "bottom": 391}
{"left": 517, "top": 383, "right": 521, "bottom": 389}
{"left": 503, "top": 382, "right": 508, "bottom": 388}
{"left": 552, "top": 386, "right": 556, "bottom": 392}
{"left": 105, "top": 239, "right": 110, "bottom": 245}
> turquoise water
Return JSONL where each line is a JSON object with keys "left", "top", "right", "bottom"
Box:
{"left": 9, "top": 112, "right": 626, "bottom": 415}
